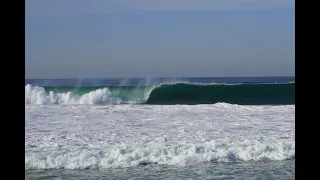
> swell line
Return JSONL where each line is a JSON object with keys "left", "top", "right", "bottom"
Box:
{"left": 25, "top": 82, "right": 294, "bottom": 105}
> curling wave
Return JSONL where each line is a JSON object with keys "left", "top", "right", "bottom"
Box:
{"left": 25, "top": 82, "right": 294, "bottom": 105}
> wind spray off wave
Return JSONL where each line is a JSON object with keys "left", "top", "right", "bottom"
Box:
{"left": 25, "top": 77, "right": 295, "bottom": 179}
{"left": 25, "top": 84, "right": 130, "bottom": 105}
{"left": 25, "top": 82, "right": 294, "bottom": 105}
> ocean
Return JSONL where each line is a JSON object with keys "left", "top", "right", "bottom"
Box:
{"left": 25, "top": 77, "right": 295, "bottom": 179}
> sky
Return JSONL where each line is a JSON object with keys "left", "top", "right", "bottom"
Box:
{"left": 26, "top": 0, "right": 295, "bottom": 78}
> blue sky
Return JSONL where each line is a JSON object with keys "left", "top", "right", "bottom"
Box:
{"left": 26, "top": 0, "right": 295, "bottom": 78}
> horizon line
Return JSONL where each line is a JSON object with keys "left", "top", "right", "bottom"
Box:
{"left": 25, "top": 76, "right": 295, "bottom": 80}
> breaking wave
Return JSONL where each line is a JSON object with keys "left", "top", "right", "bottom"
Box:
{"left": 25, "top": 139, "right": 294, "bottom": 169}
{"left": 25, "top": 82, "right": 294, "bottom": 105}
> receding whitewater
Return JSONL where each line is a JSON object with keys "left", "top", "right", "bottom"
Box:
{"left": 25, "top": 77, "right": 295, "bottom": 179}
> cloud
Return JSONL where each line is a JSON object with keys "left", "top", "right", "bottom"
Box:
{"left": 26, "top": 0, "right": 294, "bottom": 17}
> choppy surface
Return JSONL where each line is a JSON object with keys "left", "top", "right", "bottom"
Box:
{"left": 25, "top": 103, "right": 294, "bottom": 169}
{"left": 25, "top": 77, "right": 295, "bottom": 179}
{"left": 26, "top": 160, "right": 295, "bottom": 180}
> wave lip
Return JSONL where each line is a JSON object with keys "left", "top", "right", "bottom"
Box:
{"left": 25, "top": 82, "right": 295, "bottom": 105}
{"left": 25, "top": 139, "right": 294, "bottom": 170}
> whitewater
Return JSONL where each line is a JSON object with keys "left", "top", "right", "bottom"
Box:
{"left": 25, "top": 82, "right": 294, "bottom": 105}
{"left": 25, "top": 84, "right": 128, "bottom": 105}
{"left": 25, "top": 77, "right": 295, "bottom": 179}
{"left": 26, "top": 103, "right": 294, "bottom": 169}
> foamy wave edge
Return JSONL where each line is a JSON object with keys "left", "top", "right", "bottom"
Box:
{"left": 25, "top": 139, "right": 295, "bottom": 169}
{"left": 25, "top": 82, "right": 294, "bottom": 105}
{"left": 25, "top": 84, "right": 127, "bottom": 105}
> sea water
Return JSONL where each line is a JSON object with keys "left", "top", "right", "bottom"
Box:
{"left": 25, "top": 77, "right": 295, "bottom": 179}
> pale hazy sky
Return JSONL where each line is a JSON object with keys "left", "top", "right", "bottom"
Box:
{"left": 26, "top": 0, "right": 295, "bottom": 78}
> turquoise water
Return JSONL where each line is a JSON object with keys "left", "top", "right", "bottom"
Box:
{"left": 26, "top": 77, "right": 294, "bottom": 105}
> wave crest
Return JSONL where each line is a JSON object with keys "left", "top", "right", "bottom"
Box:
{"left": 25, "top": 82, "right": 294, "bottom": 105}
{"left": 25, "top": 84, "right": 124, "bottom": 105}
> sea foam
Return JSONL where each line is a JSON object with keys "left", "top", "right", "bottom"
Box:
{"left": 25, "top": 139, "right": 294, "bottom": 169}
{"left": 25, "top": 103, "right": 295, "bottom": 169}
{"left": 25, "top": 84, "right": 123, "bottom": 105}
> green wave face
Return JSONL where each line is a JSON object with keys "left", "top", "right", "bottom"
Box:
{"left": 44, "top": 86, "right": 154, "bottom": 103}
{"left": 145, "top": 83, "right": 294, "bottom": 105}
{"left": 43, "top": 83, "right": 294, "bottom": 105}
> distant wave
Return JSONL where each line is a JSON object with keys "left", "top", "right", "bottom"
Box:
{"left": 25, "top": 82, "right": 294, "bottom": 105}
